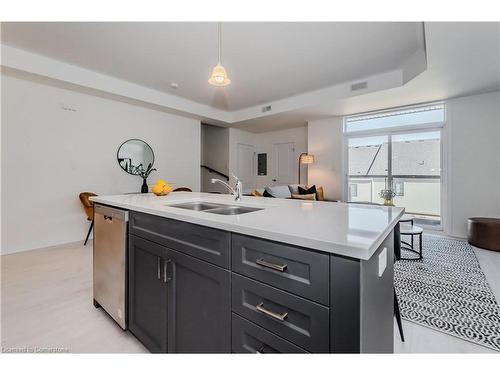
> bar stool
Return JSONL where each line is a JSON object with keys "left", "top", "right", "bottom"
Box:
{"left": 79, "top": 192, "right": 97, "bottom": 246}
{"left": 399, "top": 216, "right": 423, "bottom": 260}
{"left": 393, "top": 222, "right": 405, "bottom": 342}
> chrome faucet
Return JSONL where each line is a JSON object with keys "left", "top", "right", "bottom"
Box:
{"left": 211, "top": 174, "right": 242, "bottom": 201}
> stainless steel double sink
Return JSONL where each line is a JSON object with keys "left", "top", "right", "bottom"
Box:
{"left": 168, "top": 201, "right": 264, "bottom": 215}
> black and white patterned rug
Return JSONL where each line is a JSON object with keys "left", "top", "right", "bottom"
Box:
{"left": 394, "top": 234, "right": 500, "bottom": 351}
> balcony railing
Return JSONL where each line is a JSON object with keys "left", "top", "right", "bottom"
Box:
{"left": 348, "top": 175, "right": 441, "bottom": 225}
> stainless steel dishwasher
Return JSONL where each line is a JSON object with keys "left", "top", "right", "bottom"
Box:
{"left": 93, "top": 204, "right": 128, "bottom": 329}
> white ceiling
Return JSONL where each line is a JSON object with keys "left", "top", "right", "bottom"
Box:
{"left": 232, "top": 22, "right": 500, "bottom": 131}
{"left": 1, "top": 22, "right": 423, "bottom": 111}
{"left": 1, "top": 22, "right": 498, "bottom": 133}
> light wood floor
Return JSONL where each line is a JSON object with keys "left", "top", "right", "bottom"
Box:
{"left": 1, "top": 240, "right": 499, "bottom": 353}
{"left": 1, "top": 242, "right": 147, "bottom": 353}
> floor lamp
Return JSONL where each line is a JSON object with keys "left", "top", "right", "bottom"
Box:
{"left": 298, "top": 153, "right": 315, "bottom": 184}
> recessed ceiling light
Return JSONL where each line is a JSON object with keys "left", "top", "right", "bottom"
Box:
{"left": 170, "top": 82, "right": 179, "bottom": 89}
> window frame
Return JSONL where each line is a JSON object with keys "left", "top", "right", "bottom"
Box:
{"left": 343, "top": 103, "right": 446, "bottom": 231}
{"left": 349, "top": 183, "right": 358, "bottom": 198}
{"left": 393, "top": 181, "right": 405, "bottom": 196}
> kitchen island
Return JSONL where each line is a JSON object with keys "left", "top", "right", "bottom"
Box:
{"left": 91, "top": 192, "right": 404, "bottom": 354}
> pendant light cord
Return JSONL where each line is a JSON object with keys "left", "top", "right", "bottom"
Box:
{"left": 218, "top": 22, "right": 222, "bottom": 64}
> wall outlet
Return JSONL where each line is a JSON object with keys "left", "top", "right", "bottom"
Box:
{"left": 60, "top": 102, "right": 77, "bottom": 112}
{"left": 378, "top": 247, "right": 387, "bottom": 277}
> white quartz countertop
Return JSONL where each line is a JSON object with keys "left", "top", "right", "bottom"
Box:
{"left": 90, "top": 192, "right": 404, "bottom": 260}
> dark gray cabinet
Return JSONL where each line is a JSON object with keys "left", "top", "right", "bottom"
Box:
{"left": 130, "top": 211, "right": 231, "bottom": 267}
{"left": 128, "top": 235, "right": 168, "bottom": 353}
{"left": 232, "top": 273, "right": 329, "bottom": 353}
{"left": 232, "top": 313, "right": 307, "bottom": 353}
{"left": 232, "top": 234, "right": 330, "bottom": 305}
{"left": 128, "top": 234, "right": 230, "bottom": 353}
{"left": 166, "top": 248, "right": 230, "bottom": 353}
{"left": 125, "top": 209, "right": 395, "bottom": 354}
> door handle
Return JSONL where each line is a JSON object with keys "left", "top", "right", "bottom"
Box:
{"left": 163, "top": 259, "right": 171, "bottom": 283}
{"left": 157, "top": 257, "right": 161, "bottom": 279}
{"left": 255, "top": 258, "right": 287, "bottom": 272}
{"left": 256, "top": 344, "right": 266, "bottom": 354}
{"left": 255, "top": 302, "right": 288, "bottom": 321}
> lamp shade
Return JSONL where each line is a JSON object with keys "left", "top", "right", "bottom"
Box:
{"left": 300, "top": 154, "right": 315, "bottom": 164}
{"left": 208, "top": 64, "right": 231, "bottom": 86}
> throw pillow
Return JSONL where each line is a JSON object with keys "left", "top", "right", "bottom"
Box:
{"left": 263, "top": 189, "right": 275, "bottom": 198}
{"left": 288, "top": 184, "right": 306, "bottom": 195}
{"left": 251, "top": 190, "right": 263, "bottom": 197}
{"left": 298, "top": 185, "right": 317, "bottom": 199}
{"left": 316, "top": 186, "right": 325, "bottom": 201}
{"left": 291, "top": 193, "right": 316, "bottom": 201}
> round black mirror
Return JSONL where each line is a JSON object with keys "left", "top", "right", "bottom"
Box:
{"left": 117, "top": 139, "right": 155, "bottom": 176}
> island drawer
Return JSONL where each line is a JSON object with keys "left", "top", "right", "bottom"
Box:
{"left": 232, "top": 234, "right": 329, "bottom": 305}
{"left": 232, "top": 313, "right": 308, "bottom": 353}
{"left": 129, "top": 211, "right": 230, "bottom": 268}
{"left": 231, "top": 274, "right": 329, "bottom": 353}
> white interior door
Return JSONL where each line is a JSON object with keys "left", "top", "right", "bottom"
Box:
{"left": 272, "top": 142, "right": 295, "bottom": 185}
{"left": 236, "top": 143, "right": 255, "bottom": 190}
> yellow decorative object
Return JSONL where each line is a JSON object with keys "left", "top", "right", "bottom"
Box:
{"left": 383, "top": 198, "right": 395, "bottom": 206}
{"left": 152, "top": 180, "right": 173, "bottom": 196}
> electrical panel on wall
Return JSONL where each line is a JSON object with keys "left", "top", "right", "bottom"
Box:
{"left": 257, "top": 153, "right": 267, "bottom": 176}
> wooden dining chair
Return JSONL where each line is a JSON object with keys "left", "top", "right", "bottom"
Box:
{"left": 173, "top": 187, "right": 192, "bottom": 192}
{"left": 79, "top": 192, "right": 97, "bottom": 246}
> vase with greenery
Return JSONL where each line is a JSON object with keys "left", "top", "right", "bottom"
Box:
{"left": 379, "top": 188, "right": 396, "bottom": 206}
{"left": 135, "top": 163, "right": 156, "bottom": 193}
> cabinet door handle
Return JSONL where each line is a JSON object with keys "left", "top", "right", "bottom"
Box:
{"left": 256, "top": 344, "right": 266, "bottom": 354}
{"left": 256, "top": 302, "right": 288, "bottom": 321}
{"left": 255, "top": 258, "right": 287, "bottom": 272}
{"left": 157, "top": 257, "right": 161, "bottom": 280}
{"left": 163, "top": 259, "right": 171, "bottom": 283}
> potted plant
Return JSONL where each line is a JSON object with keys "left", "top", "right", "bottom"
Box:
{"left": 379, "top": 188, "right": 396, "bottom": 206}
{"left": 134, "top": 163, "right": 156, "bottom": 193}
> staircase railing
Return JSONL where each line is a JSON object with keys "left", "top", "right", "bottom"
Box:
{"left": 200, "top": 165, "right": 229, "bottom": 181}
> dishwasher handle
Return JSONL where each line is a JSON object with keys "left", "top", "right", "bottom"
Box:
{"left": 94, "top": 204, "right": 129, "bottom": 222}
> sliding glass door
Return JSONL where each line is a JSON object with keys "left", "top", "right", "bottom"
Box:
{"left": 345, "top": 104, "right": 445, "bottom": 228}
{"left": 391, "top": 130, "right": 441, "bottom": 225}
{"left": 347, "top": 135, "right": 388, "bottom": 205}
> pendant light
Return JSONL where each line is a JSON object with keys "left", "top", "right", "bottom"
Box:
{"left": 208, "top": 22, "right": 231, "bottom": 87}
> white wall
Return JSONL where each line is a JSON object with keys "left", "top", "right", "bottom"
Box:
{"left": 254, "top": 127, "right": 308, "bottom": 188}
{"left": 445, "top": 91, "right": 500, "bottom": 237}
{"left": 201, "top": 124, "right": 229, "bottom": 193}
{"left": 307, "top": 117, "right": 344, "bottom": 201}
{"left": 307, "top": 91, "right": 500, "bottom": 237}
{"left": 228, "top": 126, "right": 308, "bottom": 191}
{"left": 1, "top": 72, "right": 201, "bottom": 254}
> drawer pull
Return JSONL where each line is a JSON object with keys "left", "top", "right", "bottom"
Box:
{"left": 163, "top": 259, "right": 171, "bottom": 283}
{"left": 256, "top": 344, "right": 266, "bottom": 354}
{"left": 256, "top": 302, "right": 288, "bottom": 321}
{"left": 255, "top": 258, "right": 287, "bottom": 272}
